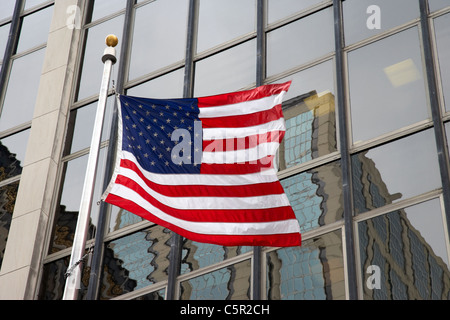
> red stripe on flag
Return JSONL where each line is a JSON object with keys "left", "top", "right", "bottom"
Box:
{"left": 197, "top": 81, "right": 292, "bottom": 108}
{"left": 105, "top": 193, "right": 301, "bottom": 247}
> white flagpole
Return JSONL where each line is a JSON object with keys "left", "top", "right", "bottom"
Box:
{"left": 63, "top": 35, "right": 118, "bottom": 300}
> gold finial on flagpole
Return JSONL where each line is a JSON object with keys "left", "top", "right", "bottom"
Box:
{"left": 105, "top": 34, "right": 119, "bottom": 47}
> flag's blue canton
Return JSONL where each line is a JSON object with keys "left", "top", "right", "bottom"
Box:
{"left": 120, "top": 95, "right": 201, "bottom": 174}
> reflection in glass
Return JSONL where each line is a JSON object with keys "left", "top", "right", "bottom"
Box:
{"left": 194, "top": 39, "right": 256, "bottom": 97}
{"left": 99, "top": 225, "right": 171, "bottom": 299}
{"left": 49, "top": 148, "right": 107, "bottom": 253}
{"left": 434, "top": 13, "right": 450, "bottom": 112}
{"left": 126, "top": 68, "right": 185, "bottom": 99}
{"left": 77, "top": 15, "right": 124, "bottom": 101}
{"left": 348, "top": 27, "right": 429, "bottom": 143}
{"left": 0, "top": 2, "right": 15, "bottom": 21}
{"left": 108, "top": 206, "right": 144, "bottom": 233}
{"left": 343, "top": 0, "right": 419, "bottom": 46}
{"left": 266, "top": 7, "right": 334, "bottom": 77}
{"left": 358, "top": 198, "right": 450, "bottom": 300}
{"left": 429, "top": 0, "right": 450, "bottom": 12}
{"left": 38, "top": 256, "right": 89, "bottom": 300}
{"left": 352, "top": 129, "right": 441, "bottom": 215}
{"left": 87, "top": 0, "right": 126, "bottom": 22}
{"left": 0, "top": 129, "right": 29, "bottom": 182}
{"left": 197, "top": 0, "right": 255, "bottom": 53}
{"left": 25, "top": 0, "right": 49, "bottom": 10}
{"left": 0, "top": 181, "right": 19, "bottom": 270}
{"left": 131, "top": 288, "right": 166, "bottom": 300}
{"left": 64, "top": 97, "right": 114, "bottom": 155}
{"left": 266, "top": 229, "right": 345, "bottom": 299}
{"left": 267, "top": 0, "right": 325, "bottom": 25}
{"left": 180, "top": 260, "right": 251, "bottom": 300}
{"left": 181, "top": 239, "right": 251, "bottom": 275}
{"left": 281, "top": 161, "right": 343, "bottom": 233}
{"left": 16, "top": 5, "right": 53, "bottom": 53}
{"left": 128, "top": 0, "right": 188, "bottom": 81}
{"left": 278, "top": 61, "right": 337, "bottom": 169}
{"left": 0, "top": 48, "right": 46, "bottom": 132}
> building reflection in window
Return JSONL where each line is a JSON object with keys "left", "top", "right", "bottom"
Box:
{"left": 266, "top": 229, "right": 345, "bottom": 300}
{"left": 179, "top": 259, "right": 251, "bottom": 300}
{"left": 358, "top": 198, "right": 450, "bottom": 300}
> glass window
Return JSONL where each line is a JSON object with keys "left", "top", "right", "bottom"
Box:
{"left": 194, "top": 39, "right": 256, "bottom": 97}
{"left": 0, "top": 1, "right": 16, "bottom": 21}
{"left": 88, "top": 0, "right": 126, "bottom": 22}
{"left": 0, "top": 181, "right": 19, "bottom": 270}
{"left": 266, "top": 229, "right": 345, "bottom": 299}
{"left": 348, "top": 27, "right": 429, "bottom": 144}
{"left": 16, "top": 5, "right": 53, "bottom": 53}
{"left": 429, "top": 0, "right": 450, "bottom": 12}
{"left": 281, "top": 161, "right": 343, "bottom": 233}
{"left": 181, "top": 240, "right": 251, "bottom": 275}
{"left": 49, "top": 148, "right": 107, "bottom": 253}
{"left": 131, "top": 288, "right": 166, "bottom": 300}
{"left": 77, "top": 14, "right": 124, "bottom": 101}
{"left": 0, "top": 129, "right": 30, "bottom": 182}
{"left": 64, "top": 96, "right": 114, "bottom": 156}
{"left": 128, "top": 0, "right": 188, "bottom": 81}
{"left": 197, "top": 0, "right": 255, "bottom": 53}
{"left": 266, "top": 7, "right": 334, "bottom": 77}
{"left": 179, "top": 259, "right": 252, "bottom": 300}
{"left": 99, "top": 225, "right": 171, "bottom": 299}
{"left": 126, "top": 68, "right": 185, "bottom": 99}
{"left": 434, "top": 13, "right": 450, "bottom": 113}
{"left": 0, "top": 23, "right": 10, "bottom": 60}
{"left": 358, "top": 198, "right": 450, "bottom": 300}
{"left": 267, "top": 0, "right": 326, "bottom": 25}
{"left": 108, "top": 206, "right": 144, "bottom": 233}
{"left": 277, "top": 60, "right": 337, "bottom": 169}
{"left": 38, "top": 255, "right": 89, "bottom": 300}
{"left": 0, "top": 48, "right": 46, "bottom": 132}
{"left": 25, "top": 0, "right": 49, "bottom": 10}
{"left": 343, "top": 0, "right": 419, "bottom": 46}
{"left": 352, "top": 129, "right": 441, "bottom": 215}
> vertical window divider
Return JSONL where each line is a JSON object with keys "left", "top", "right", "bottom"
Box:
{"left": 419, "top": 0, "right": 450, "bottom": 240}
{"left": 333, "top": 0, "right": 358, "bottom": 300}
{"left": 85, "top": 0, "right": 135, "bottom": 300}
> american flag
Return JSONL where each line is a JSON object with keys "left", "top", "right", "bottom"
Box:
{"left": 102, "top": 82, "right": 301, "bottom": 247}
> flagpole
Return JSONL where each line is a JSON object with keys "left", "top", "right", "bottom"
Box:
{"left": 63, "top": 35, "right": 118, "bottom": 300}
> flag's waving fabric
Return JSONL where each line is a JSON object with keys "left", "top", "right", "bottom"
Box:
{"left": 102, "top": 82, "right": 301, "bottom": 247}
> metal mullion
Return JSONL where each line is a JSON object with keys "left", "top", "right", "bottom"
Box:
{"left": 333, "top": 0, "right": 358, "bottom": 300}
{"left": 419, "top": 0, "right": 450, "bottom": 244}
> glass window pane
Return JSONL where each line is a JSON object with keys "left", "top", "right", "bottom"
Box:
{"left": 131, "top": 288, "right": 166, "bottom": 300}
{"left": 180, "top": 259, "right": 251, "bottom": 300}
{"left": 89, "top": 0, "right": 126, "bottom": 22}
{"left": 197, "top": 0, "right": 255, "bottom": 53}
{"left": 25, "top": 0, "right": 49, "bottom": 10}
{"left": 0, "top": 181, "right": 19, "bottom": 271}
{"left": 0, "top": 48, "right": 46, "bottom": 132}
{"left": 266, "top": 229, "right": 345, "bottom": 299}
{"left": 0, "top": 1, "right": 16, "bottom": 21}
{"left": 128, "top": 0, "right": 188, "bottom": 81}
{"left": 77, "top": 14, "right": 124, "bottom": 101}
{"left": 64, "top": 96, "right": 114, "bottom": 155}
{"left": 99, "top": 225, "right": 171, "bottom": 299}
{"left": 108, "top": 206, "right": 144, "bottom": 233}
{"left": 267, "top": 0, "right": 326, "bottom": 25}
{"left": 358, "top": 198, "right": 450, "bottom": 300}
{"left": 49, "top": 148, "right": 107, "bottom": 253}
{"left": 278, "top": 61, "right": 337, "bottom": 169}
{"left": 343, "top": 0, "right": 419, "bottom": 46}
{"left": 126, "top": 68, "right": 185, "bottom": 99}
{"left": 434, "top": 13, "right": 450, "bottom": 113}
{"left": 38, "top": 256, "right": 89, "bottom": 300}
{"left": 16, "top": 5, "right": 53, "bottom": 53}
{"left": 281, "top": 161, "right": 343, "bottom": 233}
{"left": 0, "top": 23, "right": 11, "bottom": 60}
{"left": 181, "top": 240, "right": 251, "bottom": 275}
{"left": 429, "top": 0, "right": 450, "bottom": 12}
{"left": 352, "top": 129, "right": 441, "bottom": 215}
{"left": 267, "top": 7, "right": 334, "bottom": 77}
{"left": 194, "top": 39, "right": 256, "bottom": 97}
{"left": 348, "top": 27, "right": 429, "bottom": 143}
{"left": 0, "top": 129, "right": 30, "bottom": 182}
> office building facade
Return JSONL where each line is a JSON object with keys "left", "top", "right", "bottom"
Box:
{"left": 0, "top": 0, "right": 449, "bottom": 300}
